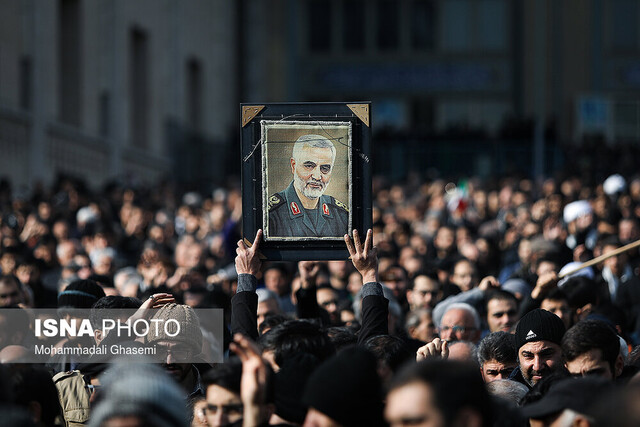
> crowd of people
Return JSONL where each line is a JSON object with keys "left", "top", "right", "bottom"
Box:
{"left": 1, "top": 168, "right": 640, "bottom": 426}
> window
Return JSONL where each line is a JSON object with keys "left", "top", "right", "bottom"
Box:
{"left": 129, "top": 28, "right": 149, "bottom": 148}
{"left": 99, "top": 91, "right": 110, "bottom": 137}
{"left": 343, "top": 0, "right": 365, "bottom": 51}
{"left": 411, "top": 0, "right": 436, "bottom": 50}
{"left": 19, "top": 56, "right": 32, "bottom": 111}
{"left": 308, "top": 0, "right": 332, "bottom": 52}
{"left": 58, "top": 0, "right": 82, "bottom": 125}
{"left": 440, "top": 0, "right": 507, "bottom": 52}
{"left": 477, "top": 0, "right": 507, "bottom": 51}
{"left": 376, "top": 0, "right": 399, "bottom": 50}
{"left": 186, "top": 58, "right": 203, "bottom": 131}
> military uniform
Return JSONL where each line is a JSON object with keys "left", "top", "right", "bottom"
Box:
{"left": 268, "top": 181, "right": 349, "bottom": 238}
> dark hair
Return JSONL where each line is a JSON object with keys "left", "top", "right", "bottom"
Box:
{"left": 87, "top": 274, "right": 114, "bottom": 288}
{"left": 90, "top": 295, "right": 142, "bottom": 328}
{"left": 484, "top": 289, "right": 518, "bottom": 309}
{"left": 0, "top": 274, "right": 21, "bottom": 291}
{"left": 598, "top": 234, "right": 621, "bottom": 249}
{"left": 389, "top": 360, "right": 492, "bottom": 426}
{"left": 543, "top": 287, "right": 569, "bottom": 303}
{"left": 476, "top": 331, "right": 517, "bottom": 367}
{"left": 258, "top": 313, "right": 289, "bottom": 335}
{"left": 364, "top": 335, "right": 413, "bottom": 375}
{"left": 561, "top": 276, "right": 600, "bottom": 308}
{"left": 260, "top": 320, "right": 335, "bottom": 367}
{"left": 562, "top": 319, "right": 620, "bottom": 374}
{"left": 10, "top": 366, "right": 63, "bottom": 426}
{"left": 409, "top": 272, "right": 440, "bottom": 291}
{"left": 202, "top": 359, "right": 242, "bottom": 395}
{"left": 326, "top": 326, "right": 357, "bottom": 351}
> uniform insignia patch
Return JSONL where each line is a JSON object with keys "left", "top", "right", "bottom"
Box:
{"left": 290, "top": 202, "right": 301, "bottom": 215}
{"left": 268, "top": 194, "right": 283, "bottom": 210}
{"left": 334, "top": 199, "right": 349, "bottom": 212}
{"left": 322, "top": 203, "right": 330, "bottom": 216}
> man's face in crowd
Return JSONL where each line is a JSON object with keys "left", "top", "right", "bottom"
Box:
{"left": 619, "top": 219, "right": 639, "bottom": 244}
{"left": 205, "top": 384, "right": 243, "bottom": 427}
{"left": 486, "top": 298, "right": 518, "bottom": 333}
{"left": 408, "top": 276, "right": 441, "bottom": 310}
{"left": 0, "top": 279, "right": 22, "bottom": 307}
{"left": 518, "top": 340, "right": 562, "bottom": 387}
{"left": 409, "top": 311, "right": 437, "bottom": 343}
{"left": 434, "top": 227, "right": 455, "bottom": 253}
{"left": 383, "top": 267, "right": 408, "bottom": 299}
{"left": 291, "top": 145, "right": 334, "bottom": 200}
{"left": 438, "top": 308, "right": 480, "bottom": 343}
{"left": 603, "top": 244, "right": 626, "bottom": 277}
{"left": 385, "top": 381, "right": 445, "bottom": 427}
{"left": 264, "top": 268, "right": 288, "bottom": 296}
{"left": 481, "top": 359, "right": 517, "bottom": 383}
{"left": 156, "top": 341, "right": 194, "bottom": 383}
{"left": 536, "top": 260, "right": 557, "bottom": 277}
{"left": 565, "top": 348, "right": 619, "bottom": 380}
{"left": 257, "top": 298, "right": 281, "bottom": 328}
{"left": 540, "top": 298, "right": 572, "bottom": 330}
{"left": 451, "top": 261, "right": 477, "bottom": 292}
{"left": 316, "top": 287, "right": 340, "bottom": 324}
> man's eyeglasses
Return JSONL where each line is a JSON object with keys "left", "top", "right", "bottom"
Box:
{"left": 439, "top": 325, "right": 476, "bottom": 334}
{"left": 155, "top": 346, "right": 192, "bottom": 361}
{"left": 416, "top": 290, "right": 440, "bottom": 297}
{"left": 204, "top": 403, "right": 244, "bottom": 417}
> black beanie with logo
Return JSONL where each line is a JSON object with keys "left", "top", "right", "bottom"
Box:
{"left": 515, "top": 308, "right": 566, "bottom": 350}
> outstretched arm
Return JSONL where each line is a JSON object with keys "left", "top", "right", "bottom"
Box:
{"left": 345, "top": 229, "right": 388, "bottom": 344}
{"left": 231, "top": 230, "right": 262, "bottom": 341}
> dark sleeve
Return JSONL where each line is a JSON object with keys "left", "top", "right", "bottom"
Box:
{"left": 231, "top": 274, "right": 259, "bottom": 341}
{"left": 296, "top": 286, "right": 332, "bottom": 326}
{"left": 357, "top": 282, "right": 389, "bottom": 345}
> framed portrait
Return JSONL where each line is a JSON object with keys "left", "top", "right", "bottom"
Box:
{"left": 241, "top": 102, "right": 372, "bottom": 261}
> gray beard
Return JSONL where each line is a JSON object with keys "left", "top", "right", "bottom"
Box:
{"left": 294, "top": 173, "right": 328, "bottom": 199}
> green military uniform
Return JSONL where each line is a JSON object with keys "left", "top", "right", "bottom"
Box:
{"left": 268, "top": 181, "right": 349, "bottom": 238}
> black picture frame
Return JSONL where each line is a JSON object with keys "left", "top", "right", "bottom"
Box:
{"left": 241, "top": 102, "right": 372, "bottom": 261}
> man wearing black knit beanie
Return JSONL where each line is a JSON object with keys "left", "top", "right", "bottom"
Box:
{"left": 509, "top": 308, "right": 566, "bottom": 388}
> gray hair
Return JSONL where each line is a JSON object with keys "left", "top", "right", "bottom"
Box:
{"left": 485, "top": 379, "right": 529, "bottom": 405}
{"left": 405, "top": 308, "right": 432, "bottom": 332}
{"left": 291, "top": 134, "right": 336, "bottom": 164}
{"left": 256, "top": 288, "right": 280, "bottom": 306}
{"left": 442, "top": 302, "right": 481, "bottom": 329}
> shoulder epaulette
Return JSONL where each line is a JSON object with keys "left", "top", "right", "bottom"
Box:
{"left": 268, "top": 194, "right": 285, "bottom": 211}
{"left": 333, "top": 198, "right": 349, "bottom": 213}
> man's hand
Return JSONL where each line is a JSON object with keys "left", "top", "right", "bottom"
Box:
{"left": 298, "top": 261, "right": 320, "bottom": 289}
{"left": 235, "top": 230, "right": 263, "bottom": 276}
{"left": 230, "top": 333, "right": 270, "bottom": 427}
{"left": 416, "top": 337, "right": 449, "bottom": 362}
{"left": 127, "top": 293, "right": 175, "bottom": 340}
{"left": 531, "top": 271, "right": 558, "bottom": 300}
{"left": 478, "top": 276, "right": 500, "bottom": 292}
{"left": 344, "top": 229, "right": 378, "bottom": 284}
